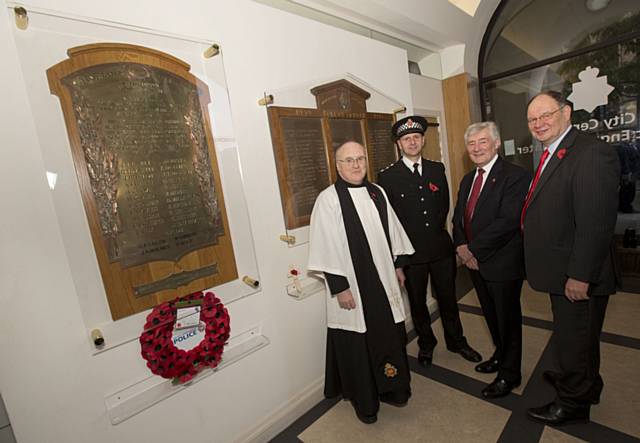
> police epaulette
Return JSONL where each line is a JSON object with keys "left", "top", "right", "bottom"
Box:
{"left": 379, "top": 162, "right": 395, "bottom": 173}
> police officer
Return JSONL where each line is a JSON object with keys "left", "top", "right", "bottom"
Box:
{"left": 378, "top": 116, "right": 481, "bottom": 366}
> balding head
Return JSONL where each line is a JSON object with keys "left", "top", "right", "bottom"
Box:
{"left": 335, "top": 141, "right": 367, "bottom": 185}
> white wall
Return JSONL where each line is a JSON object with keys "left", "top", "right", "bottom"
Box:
{"left": 0, "top": 1, "right": 413, "bottom": 442}
{"left": 409, "top": 73, "right": 452, "bottom": 198}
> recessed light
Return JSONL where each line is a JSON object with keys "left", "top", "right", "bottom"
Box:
{"left": 585, "top": 0, "right": 611, "bottom": 12}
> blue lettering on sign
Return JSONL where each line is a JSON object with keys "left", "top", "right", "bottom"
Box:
{"left": 173, "top": 329, "right": 198, "bottom": 344}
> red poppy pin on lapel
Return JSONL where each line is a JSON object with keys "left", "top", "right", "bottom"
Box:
{"left": 429, "top": 182, "right": 439, "bottom": 192}
{"left": 557, "top": 148, "right": 567, "bottom": 159}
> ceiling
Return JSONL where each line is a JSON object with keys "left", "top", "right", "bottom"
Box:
{"left": 253, "top": 0, "right": 502, "bottom": 74}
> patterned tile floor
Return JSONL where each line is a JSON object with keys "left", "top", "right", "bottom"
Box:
{"left": 272, "top": 272, "right": 640, "bottom": 443}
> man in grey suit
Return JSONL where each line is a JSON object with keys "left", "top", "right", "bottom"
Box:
{"left": 522, "top": 91, "right": 620, "bottom": 425}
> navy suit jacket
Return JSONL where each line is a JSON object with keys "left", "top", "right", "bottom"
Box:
{"left": 453, "top": 156, "right": 531, "bottom": 281}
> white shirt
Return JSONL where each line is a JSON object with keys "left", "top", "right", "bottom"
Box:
{"left": 540, "top": 125, "right": 572, "bottom": 174}
{"left": 468, "top": 153, "right": 499, "bottom": 200}
{"left": 402, "top": 156, "right": 422, "bottom": 175}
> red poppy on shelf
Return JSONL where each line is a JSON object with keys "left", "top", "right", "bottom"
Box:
{"left": 139, "top": 291, "right": 231, "bottom": 383}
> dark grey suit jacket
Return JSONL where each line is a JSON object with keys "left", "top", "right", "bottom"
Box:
{"left": 452, "top": 156, "right": 531, "bottom": 281}
{"left": 522, "top": 128, "right": 621, "bottom": 296}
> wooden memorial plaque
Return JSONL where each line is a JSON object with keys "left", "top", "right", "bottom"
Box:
{"left": 267, "top": 79, "right": 398, "bottom": 230}
{"left": 310, "top": 79, "right": 370, "bottom": 113}
{"left": 268, "top": 107, "right": 331, "bottom": 229}
{"left": 47, "top": 43, "right": 237, "bottom": 320}
{"left": 365, "top": 115, "right": 397, "bottom": 181}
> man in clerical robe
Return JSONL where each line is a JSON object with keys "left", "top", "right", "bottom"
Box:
{"left": 308, "top": 141, "right": 415, "bottom": 425}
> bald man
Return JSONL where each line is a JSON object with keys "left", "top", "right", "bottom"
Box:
{"left": 309, "top": 141, "right": 415, "bottom": 424}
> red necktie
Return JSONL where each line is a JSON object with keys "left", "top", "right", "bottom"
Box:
{"left": 464, "top": 168, "right": 484, "bottom": 241}
{"left": 521, "top": 148, "right": 550, "bottom": 231}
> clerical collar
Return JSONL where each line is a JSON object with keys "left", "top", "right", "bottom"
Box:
{"left": 336, "top": 176, "right": 367, "bottom": 188}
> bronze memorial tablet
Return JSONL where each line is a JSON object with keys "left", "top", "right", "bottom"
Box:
{"left": 47, "top": 43, "right": 237, "bottom": 320}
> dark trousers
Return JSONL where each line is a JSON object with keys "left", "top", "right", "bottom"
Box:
{"left": 470, "top": 271, "right": 523, "bottom": 382}
{"left": 404, "top": 255, "right": 467, "bottom": 351}
{"left": 550, "top": 294, "right": 609, "bottom": 410}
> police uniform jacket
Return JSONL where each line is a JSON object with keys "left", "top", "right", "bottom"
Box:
{"left": 378, "top": 158, "right": 453, "bottom": 264}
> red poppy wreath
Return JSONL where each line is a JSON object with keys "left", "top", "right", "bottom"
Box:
{"left": 139, "top": 291, "right": 231, "bottom": 383}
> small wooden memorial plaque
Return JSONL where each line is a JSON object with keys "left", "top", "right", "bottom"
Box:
{"left": 310, "top": 79, "right": 370, "bottom": 113}
{"left": 365, "top": 115, "right": 397, "bottom": 181}
{"left": 267, "top": 79, "right": 398, "bottom": 230}
{"left": 268, "top": 108, "right": 331, "bottom": 229}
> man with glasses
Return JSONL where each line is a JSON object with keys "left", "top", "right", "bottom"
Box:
{"left": 378, "top": 116, "right": 482, "bottom": 367}
{"left": 522, "top": 91, "right": 620, "bottom": 425}
{"left": 309, "top": 141, "right": 415, "bottom": 424}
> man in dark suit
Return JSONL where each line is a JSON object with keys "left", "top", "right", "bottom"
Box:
{"left": 522, "top": 91, "right": 620, "bottom": 425}
{"left": 452, "top": 122, "right": 531, "bottom": 398}
{"left": 378, "top": 115, "right": 481, "bottom": 366}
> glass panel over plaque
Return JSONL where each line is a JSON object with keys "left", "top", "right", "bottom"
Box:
{"left": 328, "top": 118, "right": 365, "bottom": 151}
{"left": 62, "top": 63, "right": 223, "bottom": 267}
{"left": 47, "top": 43, "right": 238, "bottom": 320}
{"left": 366, "top": 117, "right": 397, "bottom": 181}
{"left": 266, "top": 79, "right": 399, "bottom": 234}
{"left": 281, "top": 115, "right": 330, "bottom": 227}
{"left": 268, "top": 107, "right": 331, "bottom": 230}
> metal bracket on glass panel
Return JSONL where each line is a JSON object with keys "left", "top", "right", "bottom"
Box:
{"left": 104, "top": 326, "right": 269, "bottom": 425}
{"left": 287, "top": 275, "right": 325, "bottom": 300}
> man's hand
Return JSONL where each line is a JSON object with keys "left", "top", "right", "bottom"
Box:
{"left": 456, "top": 244, "right": 474, "bottom": 263}
{"left": 465, "top": 256, "right": 479, "bottom": 271}
{"left": 336, "top": 289, "right": 356, "bottom": 310}
{"left": 395, "top": 267, "right": 406, "bottom": 288}
{"left": 565, "top": 278, "right": 589, "bottom": 301}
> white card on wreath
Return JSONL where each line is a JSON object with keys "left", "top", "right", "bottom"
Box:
{"left": 175, "top": 306, "right": 200, "bottom": 329}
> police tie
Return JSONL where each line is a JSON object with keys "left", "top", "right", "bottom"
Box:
{"left": 413, "top": 162, "right": 420, "bottom": 177}
{"left": 521, "top": 148, "right": 549, "bottom": 231}
{"left": 464, "top": 168, "right": 484, "bottom": 241}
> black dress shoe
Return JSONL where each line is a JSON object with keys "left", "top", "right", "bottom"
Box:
{"left": 527, "top": 402, "right": 589, "bottom": 425}
{"left": 355, "top": 410, "right": 377, "bottom": 424}
{"left": 481, "top": 378, "right": 521, "bottom": 398}
{"left": 453, "top": 345, "right": 482, "bottom": 363}
{"left": 475, "top": 358, "right": 500, "bottom": 373}
{"left": 380, "top": 393, "right": 408, "bottom": 408}
{"left": 417, "top": 349, "right": 433, "bottom": 367}
{"left": 543, "top": 370, "right": 600, "bottom": 405}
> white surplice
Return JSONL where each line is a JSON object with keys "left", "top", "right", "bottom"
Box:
{"left": 308, "top": 184, "right": 415, "bottom": 333}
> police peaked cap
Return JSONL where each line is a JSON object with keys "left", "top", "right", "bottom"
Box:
{"left": 392, "top": 115, "right": 428, "bottom": 140}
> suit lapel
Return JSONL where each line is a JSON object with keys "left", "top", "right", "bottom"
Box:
{"left": 459, "top": 171, "right": 474, "bottom": 213}
{"left": 529, "top": 128, "right": 577, "bottom": 205}
{"left": 473, "top": 156, "right": 502, "bottom": 215}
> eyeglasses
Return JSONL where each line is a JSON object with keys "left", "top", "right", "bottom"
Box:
{"left": 527, "top": 107, "right": 564, "bottom": 125}
{"left": 337, "top": 156, "right": 367, "bottom": 166}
